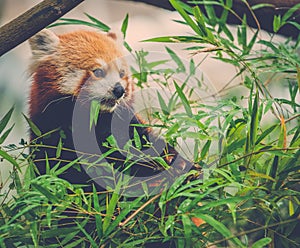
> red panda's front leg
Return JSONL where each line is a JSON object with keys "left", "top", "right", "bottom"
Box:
{"left": 127, "top": 112, "right": 192, "bottom": 177}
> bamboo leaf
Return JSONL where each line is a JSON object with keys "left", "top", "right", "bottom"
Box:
{"left": 258, "top": 40, "right": 279, "bottom": 52}
{"left": 252, "top": 237, "right": 272, "bottom": 248}
{"left": 121, "top": 14, "right": 129, "bottom": 38}
{"left": 281, "top": 3, "right": 300, "bottom": 22}
{"left": 45, "top": 153, "right": 50, "bottom": 174}
{"left": 13, "top": 170, "right": 22, "bottom": 194}
{"left": 193, "top": 6, "right": 214, "bottom": 42}
{"left": 269, "top": 155, "right": 279, "bottom": 182}
{"left": 166, "top": 47, "right": 185, "bottom": 73}
{"left": 76, "top": 221, "right": 98, "bottom": 248}
{"left": 255, "top": 124, "right": 278, "bottom": 145}
{"left": 23, "top": 113, "right": 41, "bottom": 137}
{"left": 193, "top": 139, "right": 200, "bottom": 162}
{"left": 197, "top": 196, "right": 250, "bottom": 211}
{"left": 46, "top": 205, "right": 52, "bottom": 227}
{"left": 189, "top": 58, "right": 196, "bottom": 75}
{"left": 103, "top": 181, "right": 122, "bottom": 234}
{"left": 90, "top": 100, "right": 101, "bottom": 130}
{"left": 55, "top": 138, "right": 63, "bottom": 158}
{"left": 248, "top": 170, "right": 275, "bottom": 181}
{"left": 133, "top": 128, "right": 142, "bottom": 150}
{"left": 181, "top": 131, "right": 208, "bottom": 140}
{"left": 52, "top": 157, "right": 81, "bottom": 176}
{"left": 147, "top": 59, "right": 169, "bottom": 69}
{"left": 278, "top": 116, "right": 287, "bottom": 149}
{"left": 273, "top": 15, "right": 281, "bottom": 33}
{"left": 182, "top": 214, "right": 192, "bottom": 247}
{"left": 221, "top": 23, "right": 234, "bottom": 41}
{"left": 167, "top": 173, "right": 192, "bottom": 199}
{"left": 219, "top": 0, "right": 232, "bottom": 25}
{"left": 251, "top": 3, "right": 274, "bottom": 10}
{"left": 287, "top": 21, "right": 300, "bottom": 31}
{"left": 169, "top": 0, "right": 202, "bottom": 36}
{"left": 0, "top": 124, "right": 14, "bottom": 145}
{"left": 30, "top": 221, "right": 38, "bottom": 247}
{"left": 0, "top": 149, "right": 20, "bottom": 171}
{"left": 204, "top": 4, "right": 217, "bottom": 26}
{"left": 49, "top": 19, "right": 110, "bottom": 31}
{"left": 105, "top": 196, "right": 142, "bottom": 234}
{"left": 297, "top": 66, "right": 300, "bottom": 90}
{"left": 157, "top": 91, "right": 169, "bottom": 115}
{"left": 289, "top": 199, "right": 295, "bottom": 216}
{"left": 165, "top": 122, "right": 180, "bottom": 139}
{"left": 0, "top": 106, "right": 14, "bottom": 135}
{"left": 31, "top": 182, "right": 60, "bottom": 203}
{"left": 93, "top": 185, "right": 103, "bottom": 239}
{"left": 43, "top": 227, "right": 80, "bottom": 243}
{"left": 193, "top": 6, "right": 207, "bottom": 36}
{"left": 154, "top": 157, "right": 171, "bottom": 170}
{"left": 237, "top": 15, "right": 247, "bottom": 49}
{"left": 84, "top": 13, "right": 111, "bottom": 31}
{"left": 174, "top": 82, "right": 193, "bottom": 117}
{"left": 143, "top": 36, "right": 205, "bottom": 43}
{"left": 7, "top": 204, "right": 39, "bottom": 224}
{"left": 249, "top": 91, "right": 259, "bottom": 148}
{"left": 123, "top": 40, "right": 132, "bottom": 52}
{"left": 193, "top": 214, "right": 245, "bottom": 247}
{"left": 63, "top": 239, "right": 85, "bottom": 247}
{"left": 245, "top": 30, "right": 259, "bottom": 54}
{"left": 290, "top": 126, "right": 300, "bottom": 146}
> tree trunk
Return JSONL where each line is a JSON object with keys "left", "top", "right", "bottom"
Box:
{"left": 0, "top": 0, "right": 85, "bottom": 57}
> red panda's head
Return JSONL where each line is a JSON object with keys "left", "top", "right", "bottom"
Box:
{"left": 28, "top": 29, "right": 133, "bottom": 116}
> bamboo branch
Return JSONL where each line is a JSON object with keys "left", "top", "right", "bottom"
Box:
{"left": 0, "top": 0, "right": 85, "bottom": 57}
{"left": 119, "top": 192, "right": 162, "bottom": 227}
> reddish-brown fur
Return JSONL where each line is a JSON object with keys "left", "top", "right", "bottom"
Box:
{"left": 58, "top": 31, "right": 123, "bottom": 68}
{"left": 30, "top": 61, "right": 62, "bottom": 116}
{"left": 28, "top": 29, "right": 191, "bottom": 247}
{"left": 29, "top": 30, "right": 131, "bottom": 117}
{"left": 28, "top": 29, "right": 190, "bottom": 193}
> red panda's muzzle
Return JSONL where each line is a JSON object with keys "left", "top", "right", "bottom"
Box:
{"left": 112, "top": 83, "right": 125, "bottom": 99}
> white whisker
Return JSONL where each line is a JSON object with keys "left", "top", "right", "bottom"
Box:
{"left": 42, "top": 95, "right": 72, "bottom": 113}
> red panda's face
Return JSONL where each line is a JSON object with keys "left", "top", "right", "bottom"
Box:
{"left": 29, "top": 29, "right": 133, "bottom": 113}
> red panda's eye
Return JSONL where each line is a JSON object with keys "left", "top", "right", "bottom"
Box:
{"left": 119, "top": 69, "right": 125, "bottom": 78}
{"left": 93, "top": 68, "right": 106, "bottom": 78}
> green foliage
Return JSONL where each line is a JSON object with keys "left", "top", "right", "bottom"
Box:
{"left": 1, "top": 1, "right": 300, "bottom": 247}
{"left": 48, "top": 13, "right": 110, "bottom": 32}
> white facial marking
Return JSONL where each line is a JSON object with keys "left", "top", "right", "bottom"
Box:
{"left": 115, "top": 58, "right": 123, "bottom": 71}
{"left": 95, "top": 58, "right": 107, "bottom": 69}
{"left": 75, "top": 57, "right": 131, "bottom": 112}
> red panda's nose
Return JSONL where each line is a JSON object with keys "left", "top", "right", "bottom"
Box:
{"left": 112, "top": 83, "right": 125, "bottom": 99}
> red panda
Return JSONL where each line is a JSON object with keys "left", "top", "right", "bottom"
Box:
{"left": 28, "top": 29, "right": 190, "bottom": 194}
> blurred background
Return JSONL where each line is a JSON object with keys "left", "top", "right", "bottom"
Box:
{"left": 0, "top": 0, "right": 235, "bottom": 141}
{"left": 0, "top": 0, "right": 287, "bottom": 187}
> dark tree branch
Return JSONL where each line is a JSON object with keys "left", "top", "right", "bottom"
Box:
{"left": 129, "top": 0, "right": 300, "bottom": 39}
{"left": 0, "top": 0, "right": 85, "bottom": 57}
{"left": 0, "top": 0, "right": 299, "bottom": 57}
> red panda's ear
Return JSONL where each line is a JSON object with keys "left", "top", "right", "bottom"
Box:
{"left": 29, "top": 29, "right": 59, "bottom": 57}
{"left": 107, "top": 32, "right": 117, "bottom": 40}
